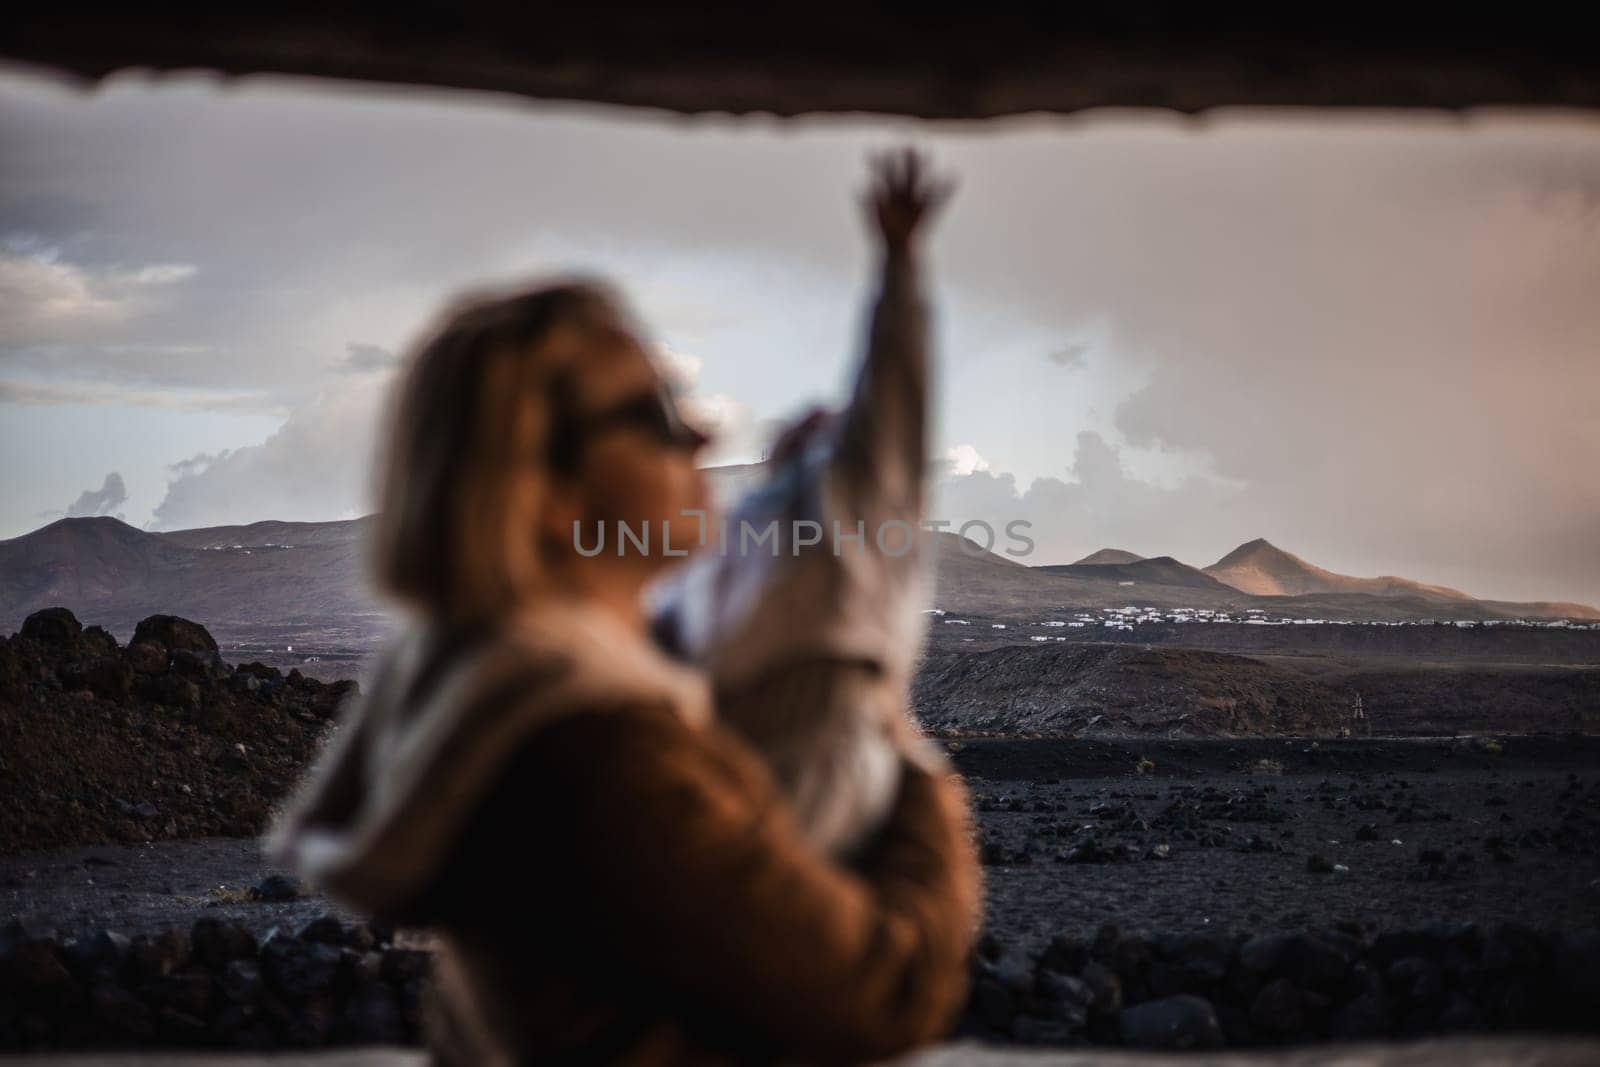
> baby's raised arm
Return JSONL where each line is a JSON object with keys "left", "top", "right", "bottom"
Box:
{"left": 833, "top": 148, "right": 954, "bottom": 527}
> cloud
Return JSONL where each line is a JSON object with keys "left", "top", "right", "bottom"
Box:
{"left": 1046, "top": 343, "right": 1088, "bottom": 369}
{"left": 143, "top": 334, "right": 757, "bottom": 529}
{"left": 933, "top": 432, "right": 1241, "bottom": 566}
{"left": 149, "top": 382, "right": 384, "bottom": 530}
{"left": 3, "top": 70, "right": 1598, "bottom": 602}
{"left": 337, "top": 342, "right": 400, "bottom": 373}
{"left": 942, "top": 444, "right": 991, "bottom": 477}
{"left": 127, "top": 264, "right": 196, "bottom": 285}
{"left": 0, "top": 243, "right": 197, "bottom": 343}
{"left": 651, "top": 344, "right": 762, "bottom": 464}
{"left": 0, "top": 376, "right": 266, "bottom": 410}
{"left": 923, "top": 120, "right": 1600, "bottom": 603}
{"left": 63, "top": 472, "right": 128, "bottom": 518}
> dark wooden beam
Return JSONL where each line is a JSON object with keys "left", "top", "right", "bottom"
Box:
{"left": 5, "top": 6, "right": 1597, "bottom": 117}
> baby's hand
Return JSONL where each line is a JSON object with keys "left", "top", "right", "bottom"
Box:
{"left": 864, "top": 147, "right": 955, "bottom": 253}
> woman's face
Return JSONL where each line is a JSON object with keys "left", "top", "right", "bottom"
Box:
{"left": 543, "top": 334, "right": 712, "bottom": 578}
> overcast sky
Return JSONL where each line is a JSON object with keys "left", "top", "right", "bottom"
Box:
{"left": 2, "top": 66, "right": 1597, "bottom": 606}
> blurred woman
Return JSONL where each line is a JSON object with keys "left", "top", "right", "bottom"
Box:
{"left": 272, "top": 150, "right": 980, "bottom": 1065}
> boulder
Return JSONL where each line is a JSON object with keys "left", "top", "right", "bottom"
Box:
{"left": 87, "top": 656, "right": 134, "bottom": 699}
{"left": 235, "top": 662, "right": 283, "bottom": 683}
{"left": 20, "top": 607, "right": 82, "bottom": 646}
{"left": 131, "top": 614, "right": 219, "bottom": 655}
{"left": 1120, "top": 994, "right": 1224, "bottom": 1050}
{"left": 149, "top": 674, "right": 202, "bottom": 712}
{"left": 2, "top": 934, "right": 74, "bottom": 992}
{"left": 170, "top": 647, "right": 225, "bottom": 680}
{"left": 124, "top": 641, "right": 169, "bottom": 676}
{"left": 1081, "top": 960, "right": 1123, "bottom": 1015}
{"left": 126, "top": 930, "right": 189, "bottom": 981}
{"left": 90, "top": 981, "right": 153, "bottom": 1039}
{"left": 339, "top": 983, "right": 408, "bottom": 1044}
{"left": 1033, "top": 970, "right": 1092, "bottom": 1028}
{"left": 221, "top": 957, "right": 264, "bottom": 1003}
{"left": 80, "top": 625, "right": 119, "bottom": 657}
{"left": 253, "top": 874, "right": 307, "bottom": 902}
{"left": 260, "top": 934, "right": 341, "bottom": 1003}
{"left": 1250, "top": 978, "right": 1307, "bottom": 1035}
{"left": 190, "top": 918, "right": 257, "bottom": 970}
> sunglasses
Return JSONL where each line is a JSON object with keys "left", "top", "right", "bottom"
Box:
{"left": 548, "top": 382, "right": 709, "bottom": 472}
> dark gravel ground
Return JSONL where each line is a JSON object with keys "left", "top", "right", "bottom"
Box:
{"left": 0, "top": 838, "right": 356, "bottom": 940}
{"left": 5, "top": 737, "right": 1596, "bottom": 952}
{"left": 959, "top": 740, "right": 1600, "bottom": 953}
{"left": 4, "top": 736, "right": 1599, "bottom": 1052}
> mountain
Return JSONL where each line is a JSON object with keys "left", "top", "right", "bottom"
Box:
{"left": 1040, "top": 555, "right": 1235, "bottom": 593}
{"left": 1204, "top": 538, "right": 1474, "bottom": 601}
{"left": 929, "top": 531, "right": 1089, "bottom": 615}
{"left": 0, "top": 517, "right": 383, "bottom": 646}
{"left": 159, "top": 517, "right": 374, "bottom": 550}
{"left": 702, "top": 463, "right": 767, "bottom": 506}
{"left": 0, "top": 517, "right": 197, "bottom": 613}
{"left": 930, "top": 538, "right": 1265, "bottom": 616}
{"left": 1072, "top": 548, "right": 1145, "bottom": 566}
{"left": 3, "top": 519, "right": 1596, "bottom": 649}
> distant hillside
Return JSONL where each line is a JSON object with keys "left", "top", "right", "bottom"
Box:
{"left": 159, "top": 517, "right": 373, "bottom": 551}
{"left": 3, "top": 517, "right": 1595, "bottom": 647}
{"left": 1040, "top": 555, "right": 1235, "bottom": 593}
{"left": 0, "top": 517, "right": 197, "bottom": 615}
{"left": 1204, "top": 538, "right": 1473, "bottom": 601}
{"left": 928, "top": 531, "right": 1084, "bottom": 615}
{"left": 702, "top": 463, "right": 766, "bottom": 506}
{"left": 1072, "top": 548, "right": 1145, "bottom": 566}
{"left": 929, "top": 537, "right": 1249, "bottom": 616}
{"left": 0, "top": 517, "right": 383, "bottom": 644}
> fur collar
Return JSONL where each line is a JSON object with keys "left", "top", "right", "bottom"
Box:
{"left": 269, "top": 598, "right": 711, "bottom": 917}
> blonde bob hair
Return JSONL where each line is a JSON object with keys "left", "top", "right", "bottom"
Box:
{"left": 371, "top": 280, "right": 636, "bottom": 625}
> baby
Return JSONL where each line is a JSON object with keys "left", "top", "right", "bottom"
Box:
{"left": 651, "top": 150, "right": 952, "bottom": 857}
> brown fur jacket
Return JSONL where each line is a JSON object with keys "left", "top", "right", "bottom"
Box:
{"left": 271, "top": 601, "right": 982, "bottom": 1065}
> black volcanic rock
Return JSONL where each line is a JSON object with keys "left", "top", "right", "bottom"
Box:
{"left": 130, "top": 615, "right": 218, "bottom": 655}
{"left": 915, "top": 643, "right": 1355, "bottom": 737}
{"left": 21, "top": 608, "right": 81, "bottom": 647}
{"left": 1119, "top": 994, "right": 1224, "bottom": 1049}
{"left": 0, "top": 917, "right": 421, "bottom": 1050}
{"left": 0, "top": 609, "right": 357, "bottom": 854}
{"left": 957, "top": 917, "right": 1600, "bottom": 1050}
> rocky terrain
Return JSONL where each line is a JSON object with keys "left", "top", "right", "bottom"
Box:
{"left": 952, "top": 736, "right": 1600, "bottom": 946}
{"left": 0, "top": 608, "right": 355, "bottom": 855}
{"left": 2, "top": 607, "right": 1597, "bottom": 1052}
{"left": 1, "top": 914, "right": 426, "bottom": 1049}
{"left": 5, "top": 732, "right": 1599, "bottom": 1052}
{"left": 954, "top": 733, "right": 1600, "bottom": 1046}
{"left": 957, "top": 920, "right": 1600, "bottom": 1049}
{"left": 915, "top": 644, "right": 1358, "bottom": 737}
{"left": 918, "top": 621, "right": 1600, "bottom": 737}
